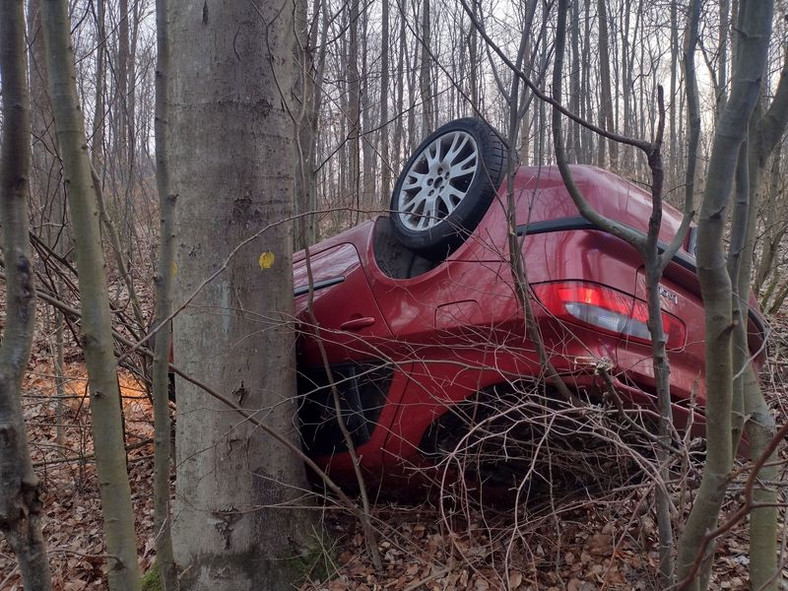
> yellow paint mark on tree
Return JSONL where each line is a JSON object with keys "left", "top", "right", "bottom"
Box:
{"left": 259, "top": 252, "right": 276, "bottom": 270}
{"left": 172, "top": 261, "right": 178, "bottom": 276}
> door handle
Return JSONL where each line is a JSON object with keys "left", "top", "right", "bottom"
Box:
{"left": 339, "top": 316, "right": 376, "bottom": 331}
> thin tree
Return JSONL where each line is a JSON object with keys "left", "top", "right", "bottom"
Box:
{"left": 728, "top": 42, "right": 788, "bottom": 591}
{"left": 596, "top": 0, "right": 617, "bottom": 168}
{"left": 0, "top": 2, "right": 52, "bottom": 588}
{"left": 420, "top": 0, "right": 435, "bottom": 131}
{"left": 169, "top": 0, "right": 315, "bottom": 587}
{"left": 380, "top": 0, "right": 392, "bottom": 199}
{"left": 27, "top": 0, "right": 69, "bottom": 447}
{"left": 293, "top": 0, "right": 326, "bottom": 249}
{"left": 348, "top": 0, "right": 362, "bottom": 217}
{"left": 40, "top": 0, "right": 142, "bottom": 589}
{"left": 150, "top": 0, "right": 177, "bottom": 587}
{"left": 675, "top": 0, "right": 774, "bottom": 587}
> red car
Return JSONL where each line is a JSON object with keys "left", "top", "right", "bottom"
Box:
{"left": 293, "top": 118, "right": 765, "bottom": 490}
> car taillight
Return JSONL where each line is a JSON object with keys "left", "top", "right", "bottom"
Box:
{"left": 532, "top": 281, "right": 686, "bottom": 349}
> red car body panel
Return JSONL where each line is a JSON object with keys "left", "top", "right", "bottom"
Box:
{"left": 293, "top": 165, "right": 765, "bottom": 487}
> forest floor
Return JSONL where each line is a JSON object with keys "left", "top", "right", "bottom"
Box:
{"left": 2, "top": 313, "right": 788, "bottom": 590}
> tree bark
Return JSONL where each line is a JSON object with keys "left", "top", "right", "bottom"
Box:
{"left": 0, "top": 3, "right": 52, "bottom": 589}
{"left": 293, "top": 0, "right": 325, "bottom": 249}
{"left": 567, "top": 0, "right": 581, "bottom": 162}
{"left": 91, "top": 0, "right": 106, "bottom": 169}
{"left": 40, "top": 1, "right": 142, "bottom": 589}
{"left": 380, "top": 0, "right": 392, "bottom": 200}
{"left": 117, "top": 0, "right": 130, "bottom": 167}
{"left": 170, "top": 1, "right": 315, "bottom": 588}
{"left": 468, "top": 0, "right": 480, "bottom": 111}
{"left": 27, "top": 0, "right": 69, "bottom": 448}
{"left": 682, "top": 0, "right": 701, "bottom": 213}
{"left": 27, "top": 0, "right": 69, "bottom": 252}
{"left": 393, "top": 9, "right": 407, "bottom": 169}
{"left": 716, "top": 0, "right": 730, "bottom": 120}
{"left": 348, "top": 0, "right": 361, "bottom": 218}
{"left": 360, "top": 11, "right": 375, "bottom": 209}
{"left": 580, "top": 0, "right": 593, "bottom": 162}
{"left": 675, "top": 0, "right": 774, "bottom": 588}
{"left": 733, "top": 43, "right": 788, "bottom": 591}
{"left": 420, "top": 0, "right": 435, "bottom": 131}
{"left": 752, "top": 50, "right": 788, "bottom": 303}
{"left": 595, "top": 0, "right": 617, "bottom": 168}
{"left": 151, "top": 0, "right": 177, "bottom": 588}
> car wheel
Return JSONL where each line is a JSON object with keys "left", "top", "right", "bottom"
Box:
{"left": 390, "top": 118, "right": 506, "bottom": 257}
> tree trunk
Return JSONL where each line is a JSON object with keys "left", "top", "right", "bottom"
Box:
{"left": 420, "top": 0, "right": 434, "bottom": 131}
{"left": 0, "top": 3, "right": 52, "bottom": 589}
{"left": 595, "top": 0, "right": 617, "bottom": 168}
{"left": 734, "top": 45, "right": 788, "bottom": 591}
{"left": 753, "top": 174, "right": 785, "bottom": 298}
{"left": 27, "top": 0, "right": 69, "bottom": 252}
{"left": 27, "top": 0, "right": 69, "bottom": 448}
{"left": 752, "top": 50, "right": 788, "bottom": 297}
{"left": 348, "top": 0, "right": 361, "bottom": 218}
{"left": 580, "top": 0, "right": 593, "bottom": 162}
{"left": 151, "top": 0, "right": 177, "bottom": 587}
{"left": 567, "top": 0, "right": 581, "bottom": 162}
{"left": 668, "top": 0, "right": 678, "bottom": 182}
{"left": 620, "top": 0, "right": 632, "bottom": 160}
{"left": 675, "top": 0, "right": 774, "bottom": 588}
{"left": 92, "top": 0, "right": 106, "bottom": 168}
{"left": 117, "top": 0, "right": 130, "bottom": 167}
{"left": 682, "top": 0, "right": 701, "bottom": 213}
{"left": 716, "top": 0, "right": 730, "bottom": 120}
{"left": 293, "top": 0, "right": 325, "bottom": 249}
{"left": 380, "top": 0, "right": 392, "bottom": 201}
{"left": 360, "top": 11, "right": 375, "bottom": 209}
{"left": 170, "top": 1, "right": 315, "bottom": 588}
{"left": 393, "top": 9, "right": 407, "bottom": 168}
{"left": 419, "top": 0, "right": 435, "bottom": 135}
{"left": 40, "top": 1, "right": 142, "bottom": 590}
{"left": 468, "top": 0, "right": 480, "bottom": 110}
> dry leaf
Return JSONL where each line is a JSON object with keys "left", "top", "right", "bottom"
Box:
{"left": 587, "top": 533, "right": 613, "bottom": 556}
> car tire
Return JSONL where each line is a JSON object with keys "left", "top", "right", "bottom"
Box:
{"left": 389, "top": 118, "right": 506, "bottom": 257}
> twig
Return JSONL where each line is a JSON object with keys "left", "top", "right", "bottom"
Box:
{"left": 32, "top": 438, "right": 153, "bottom": 467}
{"left": 403, "top": 567, "right": 451, "bottom": 591}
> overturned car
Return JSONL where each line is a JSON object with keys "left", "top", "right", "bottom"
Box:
{"left": 293, "top": 118, "right": 765, "bottom": 491}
